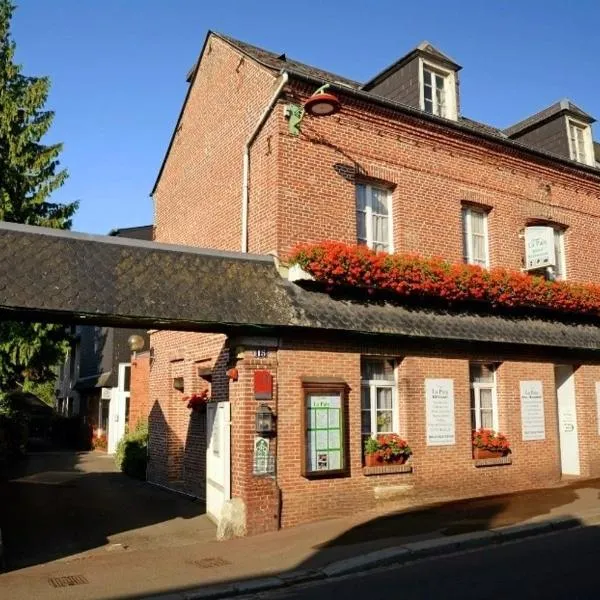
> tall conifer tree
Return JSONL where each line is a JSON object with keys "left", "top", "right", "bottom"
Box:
{"left": 0, "top": 0, "right": 78, "bottom": 393}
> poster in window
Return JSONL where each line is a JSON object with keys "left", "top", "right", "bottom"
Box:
{"left": 304, "top": 390, "right": 345, "bottom": 476}
{"left": 520, "top": 380, "right": 545, "bottom": 441}
{"left": 425, "top": 379, "right": 456, "bottom": 446}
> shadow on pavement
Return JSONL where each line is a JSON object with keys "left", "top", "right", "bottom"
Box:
{"left": 0, "top": 450, "right": 209, "bottom": 571}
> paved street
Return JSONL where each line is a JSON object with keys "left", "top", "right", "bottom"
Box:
{"left": 257, "top": 526, "right": 600, "bottom": 600}
{"left": 0, "top": 450, "right": 214, "bottom": 571}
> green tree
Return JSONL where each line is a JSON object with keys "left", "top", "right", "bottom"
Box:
{"left": 0, "top": 0, "right": 77, "bottom": 396}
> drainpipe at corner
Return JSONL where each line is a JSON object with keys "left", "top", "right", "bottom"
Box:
{"left": 241, "top": 71, "right": 289, "bottom": 253}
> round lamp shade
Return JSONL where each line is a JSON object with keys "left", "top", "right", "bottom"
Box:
{"left": 303, "top": 92, "right": 341, "bottom": 117}
{"left": 127, "top": 334, "right": 145, "bottom": 353}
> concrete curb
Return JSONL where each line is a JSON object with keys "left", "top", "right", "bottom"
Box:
{"left": 149, "top": 516, "right": 582, "bottom": 600}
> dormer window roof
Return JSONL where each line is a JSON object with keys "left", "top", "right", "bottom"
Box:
{"left": 363, "top": 40, "right": 460, "bottom": 122}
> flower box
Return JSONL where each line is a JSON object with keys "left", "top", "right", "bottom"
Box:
{"left": 472, "top": 428, "right": 511, "bottom": 460}
{"left": 289, "top": 242, "right": 600, "bottom": 320}
{"left": 473, "top": 448, "right": 506, "bottom": 460}
{"left": 364, "top": 434, "right": 412, "bottom": 467}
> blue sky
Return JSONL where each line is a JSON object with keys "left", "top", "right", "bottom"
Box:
{"left": 11, "top": 0, "right": 600, "bottom": 234}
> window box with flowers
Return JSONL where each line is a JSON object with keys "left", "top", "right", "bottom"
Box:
{"left": 363, "top": 434, "right": 413, "bottom": 475}
{"left": 472, "top": 428, "right": 512, "bottom": 465}
{"left": 183, "top": 390, "right": 210, "bottom": 413}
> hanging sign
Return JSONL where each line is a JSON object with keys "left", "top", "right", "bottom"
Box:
{"left": 425, "top": 379, "right": 456, "bottom": 446}
{"left": 520, "top": 380, "right": 546, "bottom": 440}
{"left": 525, "top": 226, "right": 555, "bottom": 271}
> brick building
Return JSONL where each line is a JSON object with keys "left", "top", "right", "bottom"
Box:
{"left": 148, "top": 32, "right": 600, "bottom": 535}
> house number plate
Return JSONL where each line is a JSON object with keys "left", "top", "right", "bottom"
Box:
{"left": 254, "top": 349, "right": 268, "bottom": 358}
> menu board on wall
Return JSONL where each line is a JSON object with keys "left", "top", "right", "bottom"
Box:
{"left": 520, "top": 380, "right": 545, "bottom": 441}
{"left": 425, "top": 379, "right": 456, "bottom": 446}
{"left": 305, "top": 392, "right": 344, "bottom": 475}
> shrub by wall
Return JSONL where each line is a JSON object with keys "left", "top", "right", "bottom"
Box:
{"left": 115, "top": 420, "right": 148, "bottom": 480}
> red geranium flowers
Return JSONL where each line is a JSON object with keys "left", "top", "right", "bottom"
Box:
{"left": 289, "top": 242, "right": 600, "bottom": 318}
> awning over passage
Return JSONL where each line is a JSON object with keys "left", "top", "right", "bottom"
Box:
{"left": 1, "top": 221, "right": 600, "bottom": 355}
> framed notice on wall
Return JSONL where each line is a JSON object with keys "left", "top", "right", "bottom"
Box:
{"left": 520, "top": 380, "right": 545, "bottom": 441}
{"left": 302, "top": 379, "right": 347, "bottom": 477}
{"left": 425, "top": 379, "right": 456, "bottom": 446}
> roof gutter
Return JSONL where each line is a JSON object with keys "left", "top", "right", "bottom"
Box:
{"left": 242, "top": 72, "right": 289, "bottom": 253}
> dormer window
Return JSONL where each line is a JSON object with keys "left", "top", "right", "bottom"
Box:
{"left": 423, "top": 67, "right": 446, "bottom": 117}
{"left": 420, "top": 61, "right": 458, "bottom": 121}
{"left": 567, "top": 118, "right": 594, "bottom": 165}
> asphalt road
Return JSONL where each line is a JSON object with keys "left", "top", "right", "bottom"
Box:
{"left": 256, "top": 526, "right": 600, "bottom": 600}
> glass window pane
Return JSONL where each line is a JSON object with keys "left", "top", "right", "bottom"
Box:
{"left": 362, "top": 358, "right": 394, "bottom": 381}
{"left": 435, "top": 74, "right": 445, "bottom": 90}
{"left": 371, "top": 188, "right": 389, "bottom": 216}
{"left": 423, "top": 69, "right": 432, "bottom": 85}
{"left": 356, "top": 184, "right": 367, "bottom": 210}
{"left": 361, "top": 387, "right": 370, "bottom": 410}
{"left": 361, "top": 410, "right": 372, "bottom": 434}
{"left": 376, "top": 387, "right": 392, "bottom": 409}
{"left": 481, "top": 410, "right": 494, "bottom": 429}
{"left": 424, "top": 99, "right": 433, "bottom": 113}
{"left": 372, "top": 215, "right": 388, "bottom": 245}
{"left": 356, "top": 210, "right": 367, "bottom": 241}
{"left": 470, "top": 363, "right": 494, "bottom": 383}
{"left": 376, "top": 410, "right": 393, "bottom": 432}
{"left": 480, "top": 388, "right": 493, "bottom": 409}
{"left": 472, "top": 234, "right": 486, "bottom": 263}
{"left": 470, "top": 210, "right": 485, "bottom": 235}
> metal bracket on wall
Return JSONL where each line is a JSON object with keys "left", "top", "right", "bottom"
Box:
{"left": 285, "top": 104, "right": 304, "bottom": 136}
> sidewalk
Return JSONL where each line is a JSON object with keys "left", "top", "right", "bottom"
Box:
{"left": 2, "top": 477, "right": 600, "bottom": 600}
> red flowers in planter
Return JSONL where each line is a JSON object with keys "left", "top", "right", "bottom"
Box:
{"left": 364, "top": 434, "right": 413, "bottom": 462}
{"left": 289, "top": 242, "right": 600, "bottom": 318}
{"left": 183, "top": 390, "right": 210, "bottom": 411}
{"left": 472, "top": 428, "right": 511, "bottom": 454}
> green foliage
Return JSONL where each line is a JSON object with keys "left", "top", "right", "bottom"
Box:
{"left": 115, "top": 420, "right": 149, "bottom": 480}
{"left": 22, "top": 377, "right": 57, "bottom": 406}
{"left": 0, "top": 1, "right": 77, "bottom": 394}
{"left": 364, "top": 437, "right": 379, "bottom": 455}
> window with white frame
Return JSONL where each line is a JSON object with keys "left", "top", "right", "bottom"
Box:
{"left": 470, "top": 363, "right": 498, "bottom": 431}
{"left": 462, "top": 206, "right": 489, "bottom": 268}
{"left": 361, "top": 358, "right": 397, "bottom": 442}
{"left": 568, "top": 120, "right": 590, "bottom": 164}
{"left": 422, "top": 66, "right": 447, "bottom": 117}
{"left": 553, "top": 228, "right": 566, "bottom": 280}
{"left": 356, "top": 183, "right": 393, "bottom": 252}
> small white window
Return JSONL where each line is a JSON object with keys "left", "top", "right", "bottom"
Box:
{"left": 356, "top": 184, "right": 393, "bottom": 252}
{"left": 470, "top": 363, "right": 498, "bottom": 431}
{"left": 567, "top": 119, "right": 594, "bottom": 165}
{"left": 553, "top": 228, "right": 566, "bottom": 280}
{"left": 361, "top": 358, "right": 398, "bottom": 442}
{"left": 423, "top": 66, "right": 447, "bottom": 117}
{"left": 462, "top": 207, "right": 489, "bottom": 268}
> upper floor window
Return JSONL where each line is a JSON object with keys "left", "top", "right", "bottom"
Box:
{"left": 356, "top": 183, "right": 393, "bottom": 253}
{"left": 567, "top": 119, "right": 593, "bottom": 165}
{"left": 361, "top": 358, "right": 397, "bottom": 442}
{"left": 420, "top": 61, "right": 458, "bottom": 121}
{"left": 470, "top": 363, "right": 498, "bottom": 431}
{"left": 462, "top": 206, "right": 489, "bottom": 268}
{"left": 553, "top": 228, "right": 566, "bottom": 280}
{"left": 423, "top": 67, "right": 447, "bottom": 117}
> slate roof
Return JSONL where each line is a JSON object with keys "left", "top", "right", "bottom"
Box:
{"left": 2, "top": 222, "right": 600, "bottom": 355}
{"left": 505, "top": 99, "right": 595, "bottom": 137}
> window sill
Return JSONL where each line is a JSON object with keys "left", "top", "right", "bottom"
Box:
{"left": 363, "top": 463, "right": 413, "bottom": 476}
{"left": 474, "top": 456, "right": 512, "bottom": 468}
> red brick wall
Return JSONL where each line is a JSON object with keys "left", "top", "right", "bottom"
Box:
{"left": 277, "top": 83, "right": 600, "bottom": 280}
{"left": 275, "top": 340, "right": 568, "bottom": 528}
{"left": 129, "top": 351, "right": 150, "bottom": 431}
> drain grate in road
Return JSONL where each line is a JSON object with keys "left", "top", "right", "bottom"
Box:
{"left": 186, "top": 557, "right": 231, "bottom": 569}
{"left": 48, "top": 575, "right": 89, "bottom": 588}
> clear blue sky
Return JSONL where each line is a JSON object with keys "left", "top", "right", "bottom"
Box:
{"left": 11, "top": 0, "right": 600, "bottom": 234}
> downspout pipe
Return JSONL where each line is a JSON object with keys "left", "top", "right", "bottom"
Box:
{"left": 241, "top": 72, "right": 289, "bottom": 253}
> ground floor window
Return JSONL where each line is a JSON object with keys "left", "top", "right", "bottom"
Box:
{"left": 470, "top": 363, "right": 498, "bottom": 431}
{"left": 361, "top": 357, "right": 397, "bottom": 443}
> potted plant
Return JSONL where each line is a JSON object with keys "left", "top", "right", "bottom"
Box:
{"left": 183, "top": 390, "right": 210, "bottom": 412}
{"left": 364, "top": 434, "right": 412, "bottom": 467}
{"left": 472, "top": 428, "right": 511, "bottom": 459}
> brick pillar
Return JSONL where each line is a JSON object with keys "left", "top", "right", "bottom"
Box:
{"left": 229, "top": 344, "right": 280, "bottom": 536}
{"left": 129, "top": 351, "right": 150, "bottom": 430}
